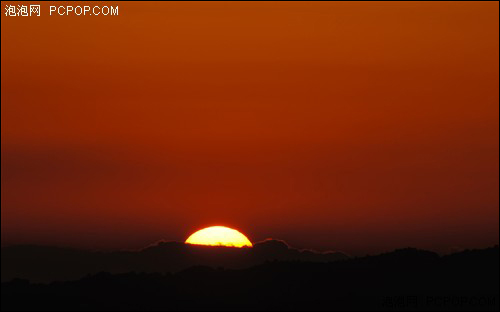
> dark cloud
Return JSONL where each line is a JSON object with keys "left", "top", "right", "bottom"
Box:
{"left": 1, "top": 240, "right": 349, "bottom": 283}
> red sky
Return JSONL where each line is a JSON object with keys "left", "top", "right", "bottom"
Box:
{"left": 1, "top": 1, "right": 498, "bottom": 255}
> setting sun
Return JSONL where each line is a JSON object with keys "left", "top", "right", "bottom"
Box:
{"left": 185, "top": 226, "right": 253, "bottom": 248}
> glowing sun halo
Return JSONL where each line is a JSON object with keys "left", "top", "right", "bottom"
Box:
{"left": 185, "top": 226, "right": 253, "bottom": 248}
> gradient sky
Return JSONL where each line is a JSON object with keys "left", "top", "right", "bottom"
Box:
{"left": 1, "top": 1, "right": 498, "bottom": 255}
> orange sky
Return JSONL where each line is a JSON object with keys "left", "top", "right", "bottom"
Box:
{"left": 1, "top": 1, "right": 498, "bottom": 255}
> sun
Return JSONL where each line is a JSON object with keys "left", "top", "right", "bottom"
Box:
{"left": 185, "top": 226, "right": 253, "bottom": 248}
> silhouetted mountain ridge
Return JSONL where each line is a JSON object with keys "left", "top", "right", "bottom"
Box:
{"left": 2, "top": 246, "right": 498, "bottom": 311}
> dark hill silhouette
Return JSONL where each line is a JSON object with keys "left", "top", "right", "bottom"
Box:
{"left": 1, "top": 239, "right": 349, "bottom": 283}
{"left": 2, "top": 246, "right": 498, "bottom": 311}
